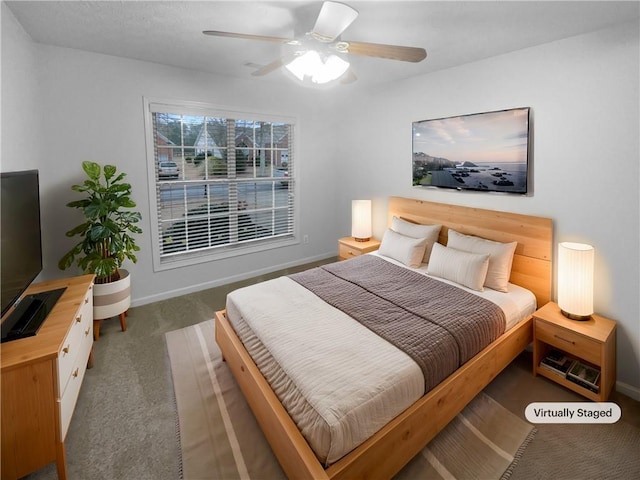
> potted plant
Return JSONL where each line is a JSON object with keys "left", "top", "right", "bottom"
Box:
{"left": 58, "top": 161, "right": 142, "bottom": 339}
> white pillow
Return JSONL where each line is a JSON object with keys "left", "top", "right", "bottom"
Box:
{"left": 427, "top": 243, "right": 490, "bottom": 291}
{"left": 391, "top": 216, "right": 442, "bottom": 263}
{"left": 446, "top": 230, "right": 517, "bottom": 293}
{"left": 378, "top": 228, "right": 428, "bottom": 268}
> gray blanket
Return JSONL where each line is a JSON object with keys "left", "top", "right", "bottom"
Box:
{"left": 290, "top": 255, "right": 506, "bottom": 392}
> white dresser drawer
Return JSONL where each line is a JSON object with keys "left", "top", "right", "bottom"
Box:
{"left": 59, "top": 321, "right": 93, "bottom": 441}
{"left": 57, "top": 291, "right": 93, "bottom": 396}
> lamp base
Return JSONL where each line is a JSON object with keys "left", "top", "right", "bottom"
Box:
{"left": 560, "top": 309, "right": 592, "bottom": 321}
{"left": 354, "top": 237, "right": 370, "bottom": 242}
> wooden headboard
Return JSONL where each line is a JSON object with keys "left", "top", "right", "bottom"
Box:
{"left": 388, "top": 197, "right": 553, "bottom": 306}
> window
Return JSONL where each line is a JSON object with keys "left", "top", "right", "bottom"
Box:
{"left": 144, "top": 99, "right": 297, "bottom": 270}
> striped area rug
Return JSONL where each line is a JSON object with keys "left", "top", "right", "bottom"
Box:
{"left": 166, "top": 320, "right": 536, "bottom": 480}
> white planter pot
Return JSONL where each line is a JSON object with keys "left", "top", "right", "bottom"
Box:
{"left": 93, "top": 269, "right": 131, "bottom": 321}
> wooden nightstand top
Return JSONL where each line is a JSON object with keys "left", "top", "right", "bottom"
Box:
{"left": 534, "top": 302, "right": 616, "bottom": 344}
{"left": 339, "top": 237, "right": 380, "bottom": 250}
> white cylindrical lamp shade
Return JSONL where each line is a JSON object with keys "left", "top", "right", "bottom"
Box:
{"left": 351, "top": 200, "right": 372, "bottom": 242}
{"left": 557, "top": 242, "right": 594, "bottom": 320}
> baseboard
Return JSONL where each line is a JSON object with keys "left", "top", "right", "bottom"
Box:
{"left": 616, "top": 380, "right": 640, "bottom": 401}
{"left": 130, "top": 252, "right": 337, "bottom": 308}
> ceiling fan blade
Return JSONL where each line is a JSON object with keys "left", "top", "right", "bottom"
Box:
{"left": 203, "top": 30, "right": 293, "bottom": 44}
{"left": 341, "top": 40, "right": 427, "bottom": 63}
{"left": 251, "top": 54, "right": 299, "bottom": 77}
{"left": 312, "top": 1, "right": 359, "bottom": 42}
{"left": 340, "top": 69, "right": 357, "bottom": 84}
{"left": 252, "top": 59, "right": 287, "bottom": 77}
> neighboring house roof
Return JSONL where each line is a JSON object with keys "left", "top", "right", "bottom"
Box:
{"left": 156, "top": 132, "right": 175, "bottom": 161}
{"left": 235, "top": 132, "right": 254, "bottom": 148}
{"left": 156, "top": 132, "right": 176, "bottom": 145}
{"left": 194, "top": 126, "right": 222, "bottom": 156}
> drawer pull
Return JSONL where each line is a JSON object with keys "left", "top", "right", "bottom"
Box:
{"left": 349, "top": 250, "right": 355, "bottom": 256}
{"left": 72, "top": 368, "right": 79, "bottom": 378}
{"left": 84, "top": 297, "right": 89, "bottom": 304}
{"left": 553, "top": 334, "right": 576, "bottom": 345}
{"left": 84, "top": 328, "right": 90, "bottom": 336}
{"left": 76, "top": 314, "right": 83, "bottom": 323}
{"left": 62, "top": 345, "right": 70, "bottom": 355}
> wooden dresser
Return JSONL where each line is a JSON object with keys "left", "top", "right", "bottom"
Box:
{"left": 1, "top": 275, "right": 95, "bottom": 480}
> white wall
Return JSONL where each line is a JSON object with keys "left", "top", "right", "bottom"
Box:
{"left": 3, "top": 4, "right": 638, "bottom": 394}
{"left": 334, "top": 22, "right": 640, "bottom": 393}
{"left": 1, "top": 2, "right": 42, "bottom": 171}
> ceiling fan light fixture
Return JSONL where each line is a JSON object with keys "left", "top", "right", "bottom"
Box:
{"left": 285, "top": 50, "right": 320, "bottom": 81}
{"left": 285, "top": 50, "right": 350, "bottom": 84}
{"left": 313, "top": 54, "right": 350, "bottom": 83}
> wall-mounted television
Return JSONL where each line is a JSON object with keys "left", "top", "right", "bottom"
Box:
{"left": 1, "top": 169, "right": 44, "bottom": 317}
{"left": 412, "top": 107, "right": 530, "bottom": 194}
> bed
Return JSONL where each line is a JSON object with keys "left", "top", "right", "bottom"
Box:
{"left": 214, "top": 197, "right": 553, "bottom": 479}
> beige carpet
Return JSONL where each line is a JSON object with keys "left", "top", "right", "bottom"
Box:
{"left": 166, "top": 320, "right": 536, "bottom": 480}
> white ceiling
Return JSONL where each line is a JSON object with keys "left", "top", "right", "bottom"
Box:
{"left": 6, "top": 1, "right": 639, "bottom": 87}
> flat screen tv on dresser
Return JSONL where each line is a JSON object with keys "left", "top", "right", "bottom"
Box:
{"left": 1, "top": 170, "right": 64, "bottom": 342}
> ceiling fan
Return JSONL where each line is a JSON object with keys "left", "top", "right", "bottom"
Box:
{"left": 203, "top": 1, "right": 427, "bottom": 84}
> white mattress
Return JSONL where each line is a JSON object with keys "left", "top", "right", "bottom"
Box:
{"left": 225, "top": 254, "right": 536, "bottom": 465}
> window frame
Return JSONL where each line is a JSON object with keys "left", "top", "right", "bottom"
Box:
{"left": 143, "top": 97, "right": 299, "bottom": 272}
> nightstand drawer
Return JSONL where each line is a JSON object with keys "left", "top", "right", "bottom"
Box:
{"left": 338, "top": 237, "right": 380, "bottom": 261}
{"left": 339, "top": 243, "right": 364, "bottom": 259}
{"left": 535, "top": 320, "right": 601, "bottom": 365}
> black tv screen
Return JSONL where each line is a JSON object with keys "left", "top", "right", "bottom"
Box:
{"left": 1, "top": 170, "right": 43, "bottom": 317}
{"left": 412, "top": 107, "right": 530, "bottom": 194}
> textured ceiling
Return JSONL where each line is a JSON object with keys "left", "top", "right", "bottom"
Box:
{"left": 6, "top": 1, "right": 639, "bottom": 87}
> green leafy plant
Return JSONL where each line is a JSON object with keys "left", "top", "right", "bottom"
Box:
{"left": 58, "top": 161, "right": 142, "bottom": 284}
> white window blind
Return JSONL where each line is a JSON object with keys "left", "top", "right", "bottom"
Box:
{"left": 146, "top": 100, "right": 296, "bottom": 267}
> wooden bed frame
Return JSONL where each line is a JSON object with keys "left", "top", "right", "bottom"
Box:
{"left": 214, "top": 197, "right": 553, "bottom": 480}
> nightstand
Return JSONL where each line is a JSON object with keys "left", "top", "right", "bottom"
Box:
{"left": 338, "top": 237, "right": 381, "bottom": 260}
{"left": 532, "top": 302, "right": 616, "bottom": 401}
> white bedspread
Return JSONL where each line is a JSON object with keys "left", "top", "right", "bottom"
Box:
{"left": 227, "top": 276, "right": 424, "bottom": 465}
{"left": 225, "top": 254, "right": 536, "bottom": 465}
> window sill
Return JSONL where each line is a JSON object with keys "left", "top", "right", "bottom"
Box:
{"left": 153, "top": 236, "right": 299, "bottom": 272}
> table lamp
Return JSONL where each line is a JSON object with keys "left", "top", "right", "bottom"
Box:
{"left": 557, "top": 242, "right": 594, "bottom": 320}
